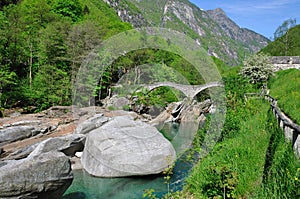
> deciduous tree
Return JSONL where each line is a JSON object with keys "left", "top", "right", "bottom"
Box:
{"left": 273, "top": 18, "right": 296, "bottom": 55}
{"left": 0, "top": 65, "right": 17, "bottom": 107}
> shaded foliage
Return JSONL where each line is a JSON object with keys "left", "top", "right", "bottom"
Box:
{"left": 51, "top": 0, "right": 83, "bottom": 22}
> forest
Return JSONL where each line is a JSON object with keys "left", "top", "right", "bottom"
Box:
{"left": 0, "top": 0, "right": 133, "bottom": 112}
{"left": 0, "top": 0, "right": 213, "bottom": 113}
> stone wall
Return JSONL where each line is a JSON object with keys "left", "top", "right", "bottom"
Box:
{"left": 270, "top": 56, "right": 300, "bottom": 71}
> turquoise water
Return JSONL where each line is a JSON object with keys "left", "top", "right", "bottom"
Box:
{"left": 62, "top": 122, "right": 198, "bottom": 199}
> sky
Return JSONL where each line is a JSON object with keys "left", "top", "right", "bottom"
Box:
{"left": 190, "top": 0, "right": 300, "bottom": 39}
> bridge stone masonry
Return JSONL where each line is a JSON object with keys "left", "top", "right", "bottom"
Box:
{"left": 270, "top": 56, "right": 300, "bottom": 71}
{"left": 143, "top": 81, "right": 223, "bottom": 99}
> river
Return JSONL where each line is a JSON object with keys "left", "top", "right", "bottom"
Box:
{"left": 62, "top": 122, "right": 199, "bottom": 199}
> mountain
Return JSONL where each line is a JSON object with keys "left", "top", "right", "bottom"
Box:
{"left": 260, "top": 24, "right": 300, "bottom": 56}
{"left": 206, "top": 8, "right": 269, "bottom": 53}
{"left": 102, "top": 0, "right": 270, "bottom": 65}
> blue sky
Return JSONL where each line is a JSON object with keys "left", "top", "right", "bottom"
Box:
{"left": 190, "top": 0, "right": 300, "bottom": 39}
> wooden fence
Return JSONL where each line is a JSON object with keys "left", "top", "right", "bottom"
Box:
{"left": 264, "top": 94, "right": 300, "bottom": 157}
{"left": 244, "top": 90, "right": 300, "bottom": 157}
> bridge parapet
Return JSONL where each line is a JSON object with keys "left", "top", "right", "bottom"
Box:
{"left": 270, "top": 56, "right": 300, "bottom": 71}
{"left": 144, "top": 81, "right": 223, "bottom": 98}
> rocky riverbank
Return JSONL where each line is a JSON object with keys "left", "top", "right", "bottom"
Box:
{"left": 0, "top": 99, "right": 212, "bottom": 198}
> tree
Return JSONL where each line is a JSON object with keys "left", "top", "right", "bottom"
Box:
{"left": 3, "top": 4, "right": 26, "bottom": 77}
{"left": 66, "top": 20, "right": 102, "bottom": 83}
{"left": 23, "top": 65, "right": 71, "bottom": 110}
{"left": 0, "top": 65, "right": 17, "bottom": 107}
{"left": 20, "top": 0, "right": 57, "bottom": 86}
{"left": 0, "top": 11, "right": 9, "bottom": 65}
{"left": 38, "top": 19, "right": 71, "bottom": 70}
{"left": 239, "top": 53, "right": 274, "bottom": 85}
{"left": 0, "top": 0, "right": 19, "bottom": 10}
{"left": 273, "top": 18, "right": 297, "bottom": 55}
{"left": 51, "top": 0, "right": 83, "bottom": 22}
{"left": 274, "top": 18, "right": 296, "bottom": 39}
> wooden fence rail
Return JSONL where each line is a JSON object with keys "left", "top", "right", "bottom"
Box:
{"left": 264, "top": 94, "right": 300, "bottom": 157}
{"left": 244, "top": 90, "right": 300, "bottom": 157}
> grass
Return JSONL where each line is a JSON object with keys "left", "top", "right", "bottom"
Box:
{"left": 173, "top": 100, "right": 299, "bottom": 199}
{"left": 167, "top": 65, "right": 300, "bottom": 198}
{"left": 184, "top": 100, "right": 271, "bottom": 198}
{"left": 268, "top": 68, "right": 300, "bottom": 124}
{"left": 251, "top": 108, "right": 300, "bottom": 198}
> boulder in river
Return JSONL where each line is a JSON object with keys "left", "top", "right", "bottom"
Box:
{"left": 4, "top": 134, "right": 86, "bottom": 161}
{"left": 0, "top": 151, "right": 73, "bottom": 199}
{"left": 74, "top": 114, "right": 109, "bottom": 134}
{"left": 29, "top": 134, "right": 86, "bottom": 158}
{"left": 81, "top": 116, "right": 176, "bottom": 177}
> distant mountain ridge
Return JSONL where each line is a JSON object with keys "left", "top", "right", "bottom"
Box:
{"left": 206, "top": 8, "right": 269, "bottom": 53}
{"left": 103, "top": 0, "right": 270, "bottom": 65}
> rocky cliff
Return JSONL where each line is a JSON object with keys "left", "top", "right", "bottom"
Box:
{"left": 102, "top": 0, "right": 270, "bottom": 65}
{"left": 207, "top": 8, "right": 268, "bottom": 53}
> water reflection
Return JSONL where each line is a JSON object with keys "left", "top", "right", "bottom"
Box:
{"left": 62, "top": 192, "right": 86, "bottom": 199}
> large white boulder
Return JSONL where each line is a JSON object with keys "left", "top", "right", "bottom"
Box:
{"left": 81, "top": 116, "right": 176, "bottom": 177}
{"left": 0, "top": 151, "right": 73, "bottom": 199}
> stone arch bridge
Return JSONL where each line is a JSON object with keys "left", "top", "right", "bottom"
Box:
{"left": 142, "top": 81, "right": 223, "bottom": 98}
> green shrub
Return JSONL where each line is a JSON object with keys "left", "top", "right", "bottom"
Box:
{"left": 203, "top": 164, "right": 239, "bottom": 199}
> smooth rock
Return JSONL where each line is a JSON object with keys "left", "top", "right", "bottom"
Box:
{"left": 0, "top": 126, "right": 37, "bottom": 145}
{"left": 106, "top": 110, "right": 139, "bottom": 118}
{"left": 81, "top": 116, "right": 176, "bottom": 177}
{"left": 74, "top": 114, "right": 109, "bottom": 134}
{"left": 150, "top": 99, "right": 211, "bottom": 125}
{"left": 29, "top": 134, "right": 86, "bottom": 158}
{"left": 149, "top": 102, "right": 178, "bottom": 125}
{"left": 111, "top": 96, "right": 130, "bottom": 109}
{"left": 0, "top": 151, "right": 73, "bottom": 199}
{"left": 70, "top": 156, "right": 83, "bottom": 170}
{"left": 4, "top": 142, "right": 39, "bottom": 160}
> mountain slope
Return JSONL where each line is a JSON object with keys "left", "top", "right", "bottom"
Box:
{"left": 207, "top": 8, "right": 268, "bottom": 53}
{"left": 102, "top": 0, "right": 270, "bottom": 65}
{"left": 261, "top": 24, "right": 300, "bottom": 56}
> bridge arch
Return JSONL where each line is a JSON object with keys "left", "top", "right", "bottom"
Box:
{"left": 143, "top": 81, "right": 223, "bottom": 99}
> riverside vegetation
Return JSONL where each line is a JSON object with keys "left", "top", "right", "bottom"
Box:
{"left": 172, "top": 23, "right": 300, "bottom": 198}
{"left": 142, "top": 59, "right": 299, "bottom": 199}
{"left": 182, "top": 63, "right": 300, "bottom": 198}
